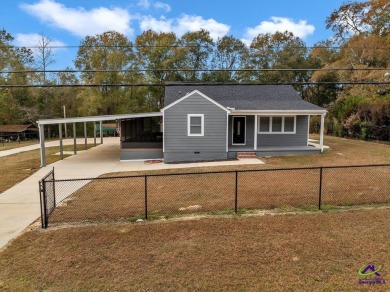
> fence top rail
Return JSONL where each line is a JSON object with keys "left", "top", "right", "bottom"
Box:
{"left": 41, "top": 169, "right": 54, "bottom": 181}
{"left": 321, "top": 163, "right": 390, "bottom": 169}
{"left": 41, "top": 163, "right": 390, "bottom": 183}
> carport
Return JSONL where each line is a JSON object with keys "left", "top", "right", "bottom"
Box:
{"left": 37, "top": 112, "right": 162, "bottom": 167}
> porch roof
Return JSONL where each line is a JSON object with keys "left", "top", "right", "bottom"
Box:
{"left": 37, "top": 112, "right": 162, "bottom": 125}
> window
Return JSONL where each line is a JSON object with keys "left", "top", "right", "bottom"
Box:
{"left": 258, "top": 116, "right": 296, "bottom": 134}
{"left": 188, "top": 114, "right": 204, "bottom": 136}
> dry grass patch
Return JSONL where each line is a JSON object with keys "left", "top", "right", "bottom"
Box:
{"left": 0, "top": 144, "right": 95, "bottom": 194}
{"left": 0, "top": 140, "right": 39, "bottom": 151}
{"left": 49, "top": 164, "right": 390, "bottom": 224}
{"left": 0, "top": 208, "right": 389, "bottom": 291}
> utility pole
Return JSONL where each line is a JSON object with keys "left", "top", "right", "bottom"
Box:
{"left": 63, "top": 105, "right": 68, "bottom": 138}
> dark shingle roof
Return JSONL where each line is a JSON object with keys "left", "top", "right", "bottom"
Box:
{"left": 164, "top": 83, "right": 325, "bottom": 111}
{"left": 0, "top": 124, "right": 37, "bottom": 133}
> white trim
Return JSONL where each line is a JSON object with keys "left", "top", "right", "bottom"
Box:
{"left": 258, "top": 116, "right": 296, "bottom": 134}
{"left": 307, "top": 115, "right": 310, "bottom": 146}
{"left": 320, "top": 113, "right": 326, "bottom": 153}
{"left": 161, "top": 90, "right": 230, "bottom": 113}
{"left": 37, "top": 112, "right": 162, "bottom": 125}
{"left": 163, "top": 110, "right": 165, "bottom": 152}
{"left": 254, "top": 115, "right": 258, "bottom": 150}
{"left": 187, "top": 114, "right": 204, "bottom": 136}
{"left": 232, "top": 116, "right": 247, "bottom": 145}
{"left": 226, "top": 111, "right": 229, "bottom": 152}
{"left": 230, "top": 110, "right": 327, "bottom": 116}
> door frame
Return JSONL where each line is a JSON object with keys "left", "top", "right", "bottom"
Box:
{"left": 232, "top": 116, "right": 246, "bottom": 145}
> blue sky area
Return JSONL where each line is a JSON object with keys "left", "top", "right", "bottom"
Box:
{"left": 1, "top": 0, "right": 351, "bottom": 68}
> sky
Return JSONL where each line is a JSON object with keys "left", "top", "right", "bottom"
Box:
{"left": 1, "top": 0, "right": 351, "bottom": 69}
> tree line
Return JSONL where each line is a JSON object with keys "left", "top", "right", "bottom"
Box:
{"left": 0, "top": 0, "right": 389, "bottom": 140}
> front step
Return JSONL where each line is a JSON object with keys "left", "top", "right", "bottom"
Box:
{"left": 237, "top": 152, "right": 257, "bottom": 159}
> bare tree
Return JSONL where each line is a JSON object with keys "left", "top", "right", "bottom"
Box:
{"left": 35, "top": 34, "right": 56, "bottom": 84}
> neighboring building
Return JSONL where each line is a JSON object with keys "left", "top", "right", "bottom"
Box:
{"left": 0, "top": 124, "right": 39, "bottom": 141}
{"left": 119, "top": 83, "right": 327, "bottom": 162}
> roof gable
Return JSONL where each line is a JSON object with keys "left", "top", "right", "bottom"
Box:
{"left": 161, "top": 89, "right": 230, "bottom": 112}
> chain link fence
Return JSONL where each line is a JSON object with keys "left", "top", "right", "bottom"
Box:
{"left": 39, "top": 164, "right": 390, "bottom": 228}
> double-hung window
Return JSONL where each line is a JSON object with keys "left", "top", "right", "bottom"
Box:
{"left": 258, "top": 116, "right": 296, "bottom": 134}
{"left": 188, "top": 114, "right": 204, "bottom": 136}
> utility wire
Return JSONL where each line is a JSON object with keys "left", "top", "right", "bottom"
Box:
{"left": 2, "top": 44, "right": 390, "bottom": 50}
{"left": 2, "top": 68, "right": 390, "bottom": 74}
{"left": 1, "top": 82, "right": 389, "bottom": 88}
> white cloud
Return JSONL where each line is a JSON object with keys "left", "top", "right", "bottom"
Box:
{"left": 154, "top": 2, "right": 171, "bottom": 12}
{"left": 140, "top": 14, "right": 230, "bottom": 40}
{"left": 137, "top": 0, "right": 150, "bottom": 9}
{"left": 15, "top": 33, "right": 65, "bottom": 50}
{"left": 243, "top": 17, "right": 315, "bottom": 45}
{"left": 20, "top": 0, "right": 133, "bottom": 37}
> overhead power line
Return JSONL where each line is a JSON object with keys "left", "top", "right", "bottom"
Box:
{"left": 1, "top": 68, "right": 390, "bottom": 74}
{"left": 0, "top": 82, "right": 389, "bottom": 89}
{"left": 1, "top": 44, "right": 390, "bottom": 50}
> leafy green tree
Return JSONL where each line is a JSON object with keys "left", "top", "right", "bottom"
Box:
{"left": 205, "top": 35, "right": 249, "bottom": 82}
{"left": 135, "top": 30, "right": 182, "bottom": 108}
{"left": 75, "top": 31, "right": 141, "bottom": 115}
{"left": 0, "top": 29, "right": 34, "bottom": 124}
{"left": 178, "top": 29, "right": 214, "bottom": 81}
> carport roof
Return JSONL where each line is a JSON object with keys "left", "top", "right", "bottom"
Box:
{"left": 37, "top": 112, "right": 162, "bottom": 125}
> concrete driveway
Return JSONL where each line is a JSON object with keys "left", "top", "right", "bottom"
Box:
{"left": 0, "top": 137, "right": 263, "bottom": 250}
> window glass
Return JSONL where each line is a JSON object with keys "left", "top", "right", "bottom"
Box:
{"left": 190, "top": 125, "right": 202, "bottom": 134}
{"left": 284, "top": 117, "right": 294, "bottom": 132}
{"left": 272, "top": 117, "right": 282, "bottom": 132}
{"left": 259, "top": 117, "right": 270, "bottom": 132}
{"left": 189, "top": 115, "right": 203, "bottom": 135}
{"left": 190, "top": 116, "right": 202, "bottom": 126}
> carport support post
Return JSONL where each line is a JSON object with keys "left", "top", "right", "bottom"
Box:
{"left": 39, "top": 123, "right": 46, "bottom": 167}
{"left": 73, "top": 123, "right": 77, "bottom": 155}
{"left": 58, "top": 124, "right": 63, "bottom": 160}
{"left": 84, "top": 122, "right": 87, "bottom": 150}
{"left": 93, "top": 122, "right": 96, "bottom": 146}
{"left": 100, "top": 121, "right": 103, "bottom": 144}
{"left": 320, "top": 114, "right": 325, "bottom": 153}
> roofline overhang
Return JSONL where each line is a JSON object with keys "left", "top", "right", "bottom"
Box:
{"left": 161, "top": 89, "right": 230, "bottom": 113}
{"left": 37, "top": 112, "right": 163, "bottom": 125}
{"left": 229, "top": 110, "right": 327, "bottom": 115}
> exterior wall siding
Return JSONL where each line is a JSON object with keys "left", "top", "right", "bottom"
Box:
{"left": 120, "top": 149, "right": 163, "bottom": 160}
{"left": 257, "top": 115, "right": 308, "bottom": 147}
{"left": 164, "top": 93, "right": 228, "bottom": 163}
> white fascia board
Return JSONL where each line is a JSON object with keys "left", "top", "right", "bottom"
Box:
{"left": 229, "top": 110, "right": 327, "bottom": 116}
{"left": 161, "top": 90, "right": 230, "bottom": 113}
{"left": 37, "top": 112, "right": 163, "bottom": 125}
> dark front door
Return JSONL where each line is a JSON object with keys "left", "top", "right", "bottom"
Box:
{"left": 232, "top": 116, "right": 246, "bottom": 145}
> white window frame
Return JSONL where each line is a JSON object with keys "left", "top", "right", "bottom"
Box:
{"left": 187, "top": 114, "right": 204, "bottom": 136}
{"left": 258, "top": 116, "right": 296, "bottom": 134}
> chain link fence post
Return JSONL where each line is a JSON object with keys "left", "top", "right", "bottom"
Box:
{"left": 235, "top": 171, "right": 238, "bottom": 214}
{"left": 318, "top": 166, "right": 323, "bottom": 210}
{"left": 144, "top": 175, "right": 148, "bottom": 220}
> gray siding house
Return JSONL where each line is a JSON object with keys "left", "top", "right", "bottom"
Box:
{"left": 119, "top": 83, "right": 327, "bottom": 163}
